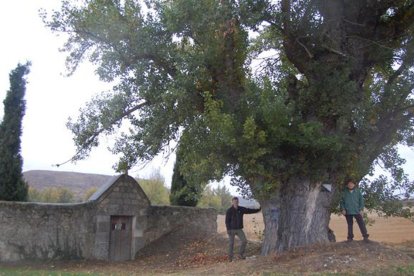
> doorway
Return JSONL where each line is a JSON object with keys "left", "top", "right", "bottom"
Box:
{"left": 109, "top": 216, "right": 132, "bottom": 261}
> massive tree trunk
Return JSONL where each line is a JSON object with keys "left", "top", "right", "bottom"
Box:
{"left": 259, "top": 178, "right": 336, "bottom": 255}
{"left": 275, "top": 178, "right": 335, "bottom": 252}
{"left": 258, "top": 177, "right": 336, "bottom": 254}
{"left": 260, "top": 194, "right": 280, "bottom": 255}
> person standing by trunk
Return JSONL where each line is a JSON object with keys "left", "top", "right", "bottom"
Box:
{"left": 225, "top": 196, "right": 261, "bottom": 261}
{"left": 340, "top": 180, "right": 370, "bottom": 242}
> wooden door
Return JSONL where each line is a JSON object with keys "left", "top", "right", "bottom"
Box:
{"left": 109, "top": 216, "right": 132, "bottom": 261}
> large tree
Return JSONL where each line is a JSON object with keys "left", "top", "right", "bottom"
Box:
{"left": 45, "top": 0, "right": 414, "bottom": 253}
{"left": 0, "top": 63, "right": 30, "bottom": 201}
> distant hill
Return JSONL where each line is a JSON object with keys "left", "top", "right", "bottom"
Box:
{"left": 23, "top": 170, "right": 113, "bottom": 199}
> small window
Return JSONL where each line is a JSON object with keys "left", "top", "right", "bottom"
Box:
{"left": 112, "top": 223, "right": 124, "bottom": 231}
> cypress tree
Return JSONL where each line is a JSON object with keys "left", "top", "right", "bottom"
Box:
{"left": 0, "top": 62, "right": 30, "bottom": 201}
{"left": 170, "top": 151, "right": 200, "bottom": 207}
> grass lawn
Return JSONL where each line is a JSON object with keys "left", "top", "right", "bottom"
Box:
{"left": 2, "top": 264, "right": 414, "bottom": 276}
{"left": 0, "top": 267, "right": 100, "bottom": 276}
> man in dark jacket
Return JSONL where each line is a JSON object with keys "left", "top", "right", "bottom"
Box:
{"left": 340, "top": 180, "right": 369, "bottom": 242}
{"left": 225, "top": 196, "right": 261, "bottom": 261}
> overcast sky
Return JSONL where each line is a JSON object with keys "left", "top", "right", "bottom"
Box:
{"left": 0, "top": 1, "right": 176, "bottom": 185}
{"left": 0, "top": 1, "right": 413, "bottom": 190}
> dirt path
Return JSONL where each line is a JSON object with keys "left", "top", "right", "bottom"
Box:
{"left": 3, "top": 236, "right": 413, "bottom": 275}
{"left": 185, "top": 240, "right": 414, "bottom": 276}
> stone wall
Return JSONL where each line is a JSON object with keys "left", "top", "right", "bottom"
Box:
{"left": 145, "top": 205, "right": 217, "bottom": 244}
{"left": 0, "top": 201, "right": 96, "bottom": 262}
{"left": 0, "top": 175, "right": 217, "bottom": 262}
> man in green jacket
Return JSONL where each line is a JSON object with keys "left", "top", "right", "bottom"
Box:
{"left": 340, "top": 180, "right": 369, "bottom": 242}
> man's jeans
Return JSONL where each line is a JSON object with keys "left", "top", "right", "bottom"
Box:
{"left": 228, "top": 229, "right": 247, "bottom": 259}
{"left": 345, "top": 214, "right": 369, "bottom": 239}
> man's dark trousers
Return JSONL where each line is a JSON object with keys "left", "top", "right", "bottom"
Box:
{"left": 228, "top": 229, "right": 247, "bottom": 259}
{"left": 345, "top": 214, "right": 369, "bottom": 240}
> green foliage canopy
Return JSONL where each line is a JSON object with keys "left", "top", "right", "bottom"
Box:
{"left": 83, "top": 186, "right": 98, "bottom": 201}
{"left": 137, "top": 171, "right": 170, "bottom": 205}
{"left": 44, "top": 1, "right": 414, "bottom": 215}
{"left": 28, "top": 186, "right": 75, "bottom": 203}
{"left": 198, "top": 184, "right": 233, "bottom": 214}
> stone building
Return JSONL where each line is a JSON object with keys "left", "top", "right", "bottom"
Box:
{"left": 0, "top": 175, "right": 217, "bottom": 262}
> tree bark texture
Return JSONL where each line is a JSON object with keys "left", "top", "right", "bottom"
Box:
{"left": 275, "top": 178, "right": 336, "bottom": 252}
{"left": 260, "top": 194, "right": 280, "bottom": 255}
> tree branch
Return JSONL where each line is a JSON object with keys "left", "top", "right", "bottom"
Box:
{"left": 346, "top": 35, "right": 394, "bottom": 51}
{"left": 321, "top": 44, "right": 347, "bottom": 57}
{"left": 281, "top": 0, "right": 291, "bottom": 35}
{"left": 387, "top": 41, "right": 414, "bottom": 89}
{"left": 78, "top": 28, "right": 177, "bottom": 78}
{"left": 295, "top": 37, "right": 313, "bottom": 59}
{"left": 55, "top": 101, "right": 148, "bottom": 167}
{"left": 342, "top": 18, "right": 365, "bottom": 28}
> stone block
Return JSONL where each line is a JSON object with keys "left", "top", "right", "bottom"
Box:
{"left": 94, "top": 242, "right": 109, "bottom": 260}
{"left": 134, "top": 237, "right": 145, "bottom": 252}
{"left": 134, "top": 229, "right": 143, "bottom": 237}
{"left": 96, "top": 215, "right": 110, "bottom": 223}
{"left": 95, "top": 232, "right": 110, "bottom": 245}
{"left": 97, "top": 221, "right": 110, "bottom": 232}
